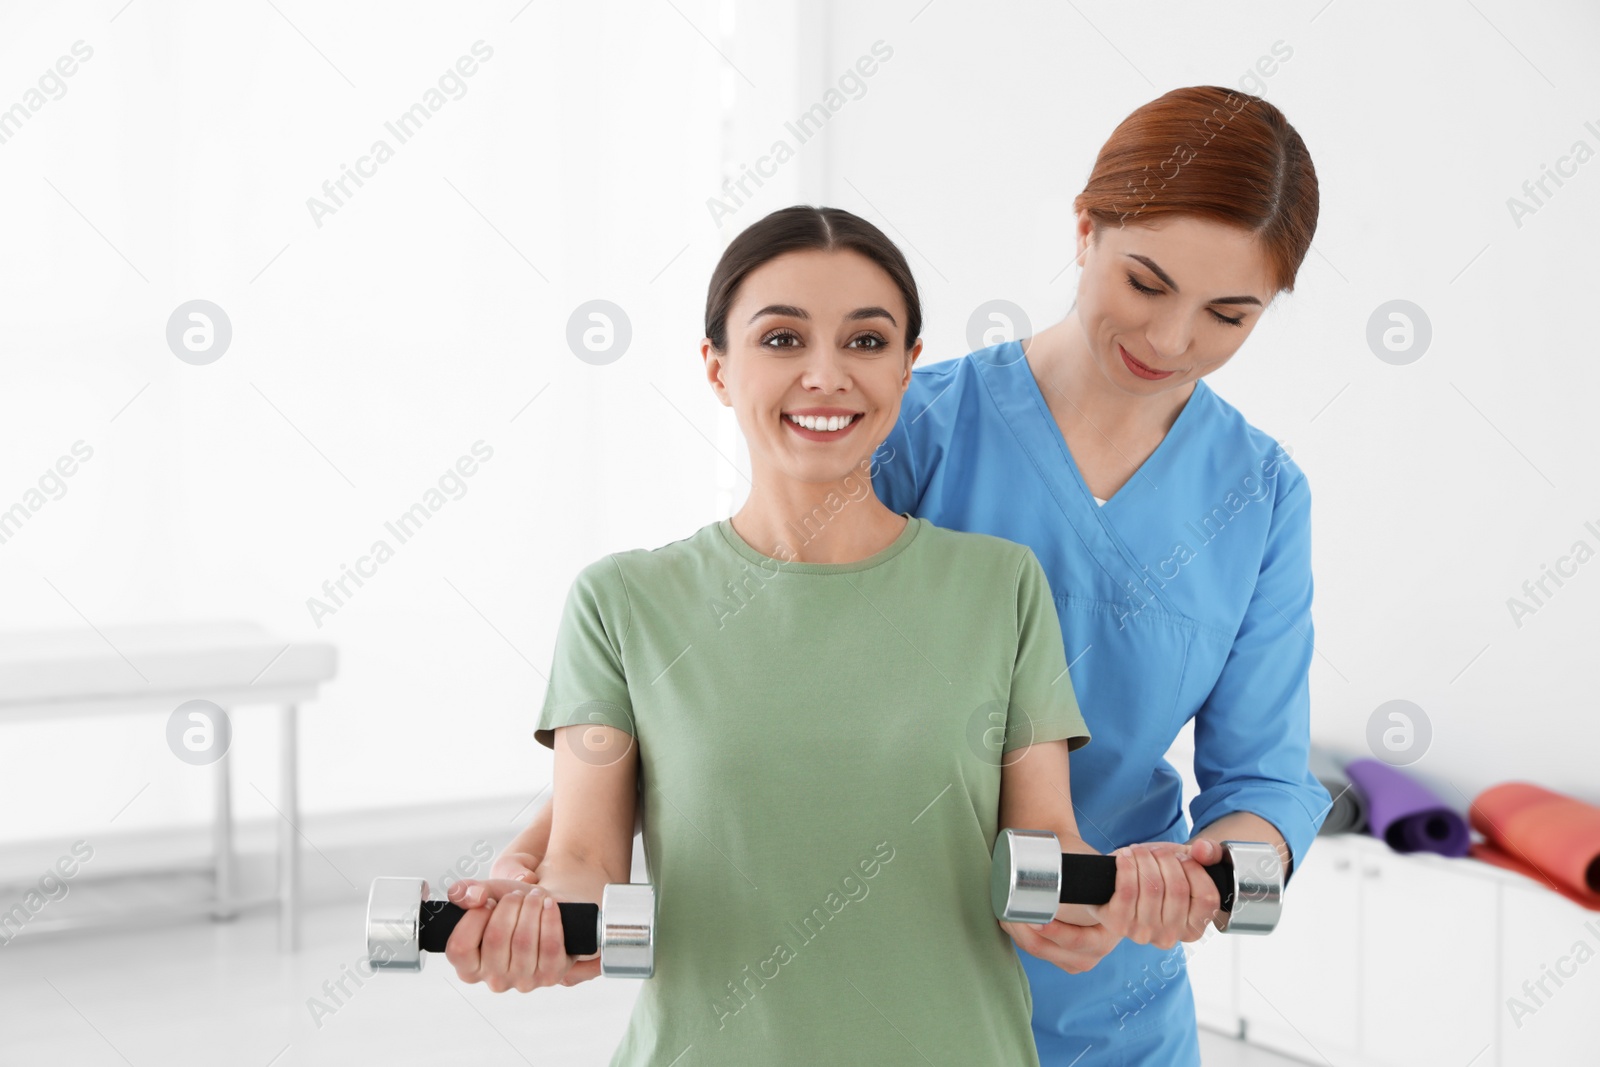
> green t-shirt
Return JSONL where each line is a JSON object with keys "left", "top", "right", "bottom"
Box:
{"left": 535, "top": 513, "right": 1090, "bottom": 1066}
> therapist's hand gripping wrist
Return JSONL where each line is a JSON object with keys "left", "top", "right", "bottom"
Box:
{"left": 1097, "top": 838, "right": 1225, "bottom": 951}
{"left": 1002, "top": 836, "right": 1225, "bottom": 973}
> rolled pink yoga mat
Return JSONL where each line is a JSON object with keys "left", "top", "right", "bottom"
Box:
{"left": 1342, "top": 758, "right": 1471, "bottom": 857}
{"left": 1470, "top": 782, "right": 1600, "bottom": 911}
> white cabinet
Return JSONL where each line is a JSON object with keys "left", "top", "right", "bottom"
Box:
{"left": 1356, "top": 846, "right": 1498, "bottom": 1066}
{"left": 1496, "top": 881, "right": 1600, "bottom": 1065}
{"left": 1237, "top": 835, "right": 1365, "bottom": 1064}
{"left": 1192, "top": 836, "right": 1512, "bottom": 1066}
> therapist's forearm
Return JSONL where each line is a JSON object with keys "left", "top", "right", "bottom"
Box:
{"left": 1189, "top": 811, "right": 1293, "bottom": 881}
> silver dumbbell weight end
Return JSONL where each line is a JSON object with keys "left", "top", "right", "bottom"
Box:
{"left": 989, "top": 829, "right": 1283, "bottom": 935}
{"left": 1211, "top": 840, "right": 1281, "bottom": 935}
{"left": 364, "top": 876, "right": 656, "bottom": 976}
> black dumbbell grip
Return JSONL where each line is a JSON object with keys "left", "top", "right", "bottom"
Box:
{"left": 1060, "top": 852, "right": 1235, "bottom": 912}
{"left": 418, "top": 899, "right": 602, "bottom": 956}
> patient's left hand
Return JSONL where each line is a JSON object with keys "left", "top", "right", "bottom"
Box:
{"left": 1002, "top": 839, "right": 1224, "bottom": 972}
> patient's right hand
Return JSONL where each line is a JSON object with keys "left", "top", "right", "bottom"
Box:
{"left": 444, "top": 879, "right": 603, "bottom": 991}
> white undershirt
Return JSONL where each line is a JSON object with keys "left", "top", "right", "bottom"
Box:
{"left": 1092, "top": 496, "right": 1107, "bottom": 507}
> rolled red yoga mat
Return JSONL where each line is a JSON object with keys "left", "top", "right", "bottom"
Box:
{"left": 1343, "top": 758, "right": 1471, "bottom": 857}
{"left": 1469, "top": 782, "right": 1600, "bottom": 911}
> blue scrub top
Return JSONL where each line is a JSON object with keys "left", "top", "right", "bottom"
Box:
{"left": 872, "top": 343, "right": 1332, "bottom": 1066}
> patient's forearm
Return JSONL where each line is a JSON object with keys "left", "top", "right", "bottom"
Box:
{"left": 533, "top": 848, "right": 625, "bottom": 905}
{"left": 497, "top": 794, "right": 555, "bottom": 868}
{"left": 497, "top": 787, "right": 645, "bottom": 874}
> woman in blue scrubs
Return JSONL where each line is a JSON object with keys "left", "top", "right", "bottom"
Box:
{"left": 869, "top": 86, "right": 1333, "bottom": 1064}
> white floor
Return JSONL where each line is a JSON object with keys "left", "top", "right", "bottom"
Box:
{"left": 0, "top": 898, "right": 1311, "bottom": 1065}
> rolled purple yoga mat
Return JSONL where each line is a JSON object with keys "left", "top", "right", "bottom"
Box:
{"left": 1343, "top": 758, "right": 1471, "bottom": 857}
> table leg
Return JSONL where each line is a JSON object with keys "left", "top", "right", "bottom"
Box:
{"left": 279, "top": 702, "right": 300, "bottom": 952}
{"left": 212, "top": 742, "right": 236, "bottom": 921}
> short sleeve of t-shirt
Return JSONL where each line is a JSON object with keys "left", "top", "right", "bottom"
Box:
{"left": 534, "top": 556, "right": 636, "bottom": 751}
{"left": 1004, "top": 547, "right": 1091, "bottom": 754}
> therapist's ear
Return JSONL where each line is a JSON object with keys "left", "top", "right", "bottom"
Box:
{"left": 1074, "top": 208, "right": 1094, "bottom": 266}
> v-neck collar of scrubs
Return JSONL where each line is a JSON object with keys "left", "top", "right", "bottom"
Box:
{"left": 978, "top": 339, "right": 1211, "bottom": 616}
{"left": 1003, "top": 338, "right": 1209, "bottom": 513}
{"left": 716, "top": 512, "right": 923, "bottom": 574}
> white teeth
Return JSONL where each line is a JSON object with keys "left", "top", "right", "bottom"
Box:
{"left": 786, "top": 413, "right": 857, "bottom": 432}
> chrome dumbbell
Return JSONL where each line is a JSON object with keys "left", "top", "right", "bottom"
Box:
{"left": 364, "top": 876, "right": 656, "bottom": 976}
{"left": 990, "top": 829, "right": 1283, "bottom": 935}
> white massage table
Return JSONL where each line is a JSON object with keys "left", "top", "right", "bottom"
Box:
{"left": 0, "top": 621, "right": 337, "bottom": 951}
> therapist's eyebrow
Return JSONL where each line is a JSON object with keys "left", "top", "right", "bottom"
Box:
{"left": 747, "top": 304, "right": 899, "bottom": 325}
{"left": 1126, "top": 254, "right": 1263, "bottom": 307}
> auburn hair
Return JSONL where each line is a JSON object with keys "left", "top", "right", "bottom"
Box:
{"left": 1074, "top": 86, "right": 1319, "bottom": 294}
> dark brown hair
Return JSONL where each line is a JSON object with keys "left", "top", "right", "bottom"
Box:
{"left": 1075, "top": 86, "right": 1319, "bottom": 294}
{"left": 704, "top": 205, "right": 922, "bottom": 351}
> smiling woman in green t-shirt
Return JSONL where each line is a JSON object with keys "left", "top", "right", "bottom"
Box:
{"left": 440, "top": 206, "right": 1191, "bottom": 1065}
